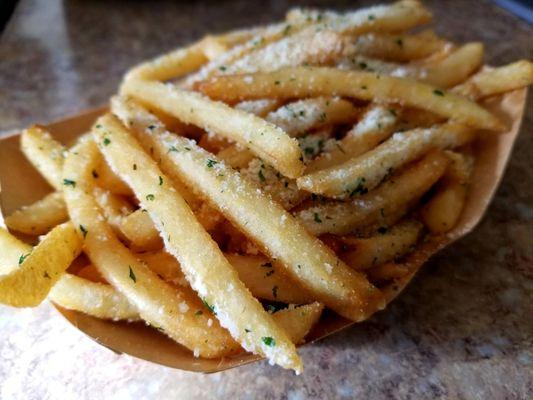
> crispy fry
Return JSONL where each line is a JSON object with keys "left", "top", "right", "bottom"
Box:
{"left": 421, "top": 151, "right": 473, "bottom": 233}
{"left": 93, "top": 187, "right": 134, "bottom": 231}
{"left": 340, "top": 42, "right": 483, "bottom": 89}
{"left": 111, "top": 97, "right": 384, "bottom": 322}
{"left": 196, "top": 67, "right": 503, "bottom": 131}
{"left": 345, "top": 30, "right": 448, "bottom": 62}
{"left": 121, "top": 80, "right": 305, "bottom": 178}
{"left": 270, "top": 302, "right": 324, "bottom": 344}
{"left": 296, "top": 151, "right": 449, "bottom": 235}
{"left": 453, "top": 60, "right": 533, "bottom": 99}
{"left": 138, "top": 251, "right": 315, "bottom": 304}
{"left": 286, "top": 1, "right": 432, "bottom": 34}
{"left": 63, "top": 136, "right": 238, "bottom": 359}
{"left": 119, "top": 209, "right": 163, "bottom": 251}
{"left": 20, "top": 126, "right": 65, "bottom": 190}
{"left": 306, "top": 105, "right": 399, "bottom": 172}
{"left": 367, "top": 262, "right": 409, "bottom": 282}
{"left": 265, "top": 97, "right": 360, "bottom": 137}
{"left": 94, "top": 114, "right": 302, "bottom": 372}
{"left": 297, "top": 122, "right": 474, "bottom": 199}
{"left": 226, "top": 254, "right": 315, "bottom": 304}
{"left": 93, "top": 159, "right": 133, "bottom": 196}
{"left": 0, "top": 223, "right": 82, "bottom": 307}
{"left": 5, "top": 191, "right": 68, "bottom": 235}
{"left": 340, "top": 220, "right": 423, "bottom": 270}
{"left": 50, "top": 274, "right": 140, "bottom": 321}
{"left": 234, "top": 99, "right": 283, "bottom": 116}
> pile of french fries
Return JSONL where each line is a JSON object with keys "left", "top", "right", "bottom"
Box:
{"left": 1, "top": 0, "right": 532, "bottom": 372}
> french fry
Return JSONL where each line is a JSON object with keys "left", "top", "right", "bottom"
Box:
{"left": 20, "top": 125, "right": 65, "bottom": 190}
{"left": 234, "top": 99, "right": 282, "bottom": 116}
{"left": 93, "top": 187, "right": 134, "bottom": 231}
{"left": 367, "top": 262, "right": 409, "bottom": 282}
{"left": 182, "top": 22, "right": 302, "bottom": 87}
{"left": 225, "top": 30, "right": 346, "bottom": 74}
{"left": 269, "top": 302, "right": 324, "bottom": 344}
{"left": 452, "top": 60, "right": 533, "bottom": 99}
{"left": 124, "top": 38, "right": 209, "bottom": 82}
{"left": 265, "top": 97, "right": 359, "bottom": 137}
{"left": 421, "top": 151, "right": 473, "bottom": 233}
{"left": 339, "top": 220, "right": 423, "bottom": 270}
{"left": 0, "top": 223, "right": 82, "bottom": 307}
{"left": 225, "top": 254, "right": 315, "bottom": 304}
{"left": 63, "top": 137, "right": 245, "bottom": 358}
{"left": 195, "top": 66, "right": 504, "bottom": 131}
{"left": 93, "top": 159, "right": 133, "bottom": 196}
{"left": 217, "top": 144, "right": 255, "bottom": 169}
{"left": 285, "top": 1, "right": 432, "bottom": 35}
{"left": 119, "top": 209, "right": 163, "bottom": 251}
{"left": 345, "top": 30, "right": 448, "bottom": 62}
{"left": 138, "top": 251, "right": 315, "bottom": 304}
{"left": 306, "top": 105, "right": 399, "bottom": 172}
{"left": 296, "top": 151, "right": 449, "bottom": 235}
{"left": 296, "top": 122, "right": 474, "bottom": 199}
{"left": 5, "top": 191, "right": 68, "bottom": 235}
{"left": 199, "top": 36, "right": 230, "bottom": 61}
{"left": 121, "top": 80, "right": 305, "bottom": 178}
{"left": 49, "top": 274, "right": 140, "bottom": 321}
{"left": 241, "top": 159, "right": 308, "bottom": 209}
{"left": 111, "top": 98, "right": 385, "bottom": 322}
{"left": 341, "top": 42, "right": 483, "bottom": 89}
{"left": 94, "top": 114, "right": 302, "bottom": 372}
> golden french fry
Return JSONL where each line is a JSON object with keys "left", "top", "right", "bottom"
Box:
{"left": 111, "top": 97, "right": 384, "bottom": 322}
{"left": 341, "top": 43, "right": 483, "bottom": 89}
{"left": 340, "top": 220, "right": 423, "bottom": 270}
{"left": 241, "top": 159, "right": 308, "bottom": 209}
{"left": 296, "top": 151, "right": 449, "bottom": 235}
{"left": 234, "top": 99, "right": 283, "bottom": 116}
{"left": 119, "top": 209, "right": 163, "bottom": 251}
{"left": 297, "top": 122, "right": 474, "bottom": 199}
{"left": 225, "top": 254, "right": 315, "bottom": 304}
{"left": 63, "top": 136, "right": 238, "bottom": 359}
{"left": 121, "top": 79, "right": 305, "bottom": 178}
{"left": 49, "top": 274, "right": 140, "bottom": 321}
{"left": 138, "top": 250, "right": 315, "bottom": 304}
{"left": 199, "top": 36, "right": 230, "bottom": 61}
{"left": 93, "top": 187, "right": 134, "bottom": 230}
{"left": 345, "top": 30, "right": 448, "bottom": 62}
{"left": 217, "top": 144, "right": 255, "bottom": 169}
{"left": 20, "top": 126, "right": 65, "bottom": 190}
{"left": 0, "top": 223, "right": 82, "bottom": 307}
{"left": 94, "top": 114, "right": 302, "bottom": 372}
{"left": 367, "top": 262, "right": 409, "bottom": 282}
{"left": 265, "top": 97, "right": 359, "bottom": 137}
{"left": 305, "top": 105, "right": 399, "bottom": 172}
{"left": 269, "top": 302, "right": 324, "bottom": 344}
{"left": 421, "top": 151, "right": 473, "bottom": 233}
{"left": 93, "top": 159, "right": 133, "bottom": 196}
{"left": 195, "top": 66, "right": 503, "bottom": 131}
{"left": 285, "top": 1, "right": 431, "bottom": 34}
{"left": 452, "top": 60, "right": 533, "bottom": 99}
{"left": 225, "top": 30, "right": 346, "bottom": 74}
{"left": 5, "top": 191, "right": 68, "bottom": 235}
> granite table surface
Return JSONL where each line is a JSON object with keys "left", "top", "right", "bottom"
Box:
{"left": 0, "top": 0, "right": 532, "bottom": 399}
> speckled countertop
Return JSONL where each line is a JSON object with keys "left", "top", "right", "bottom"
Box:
{"left": 0, "top": 0, "right": 532, "bottom": 399}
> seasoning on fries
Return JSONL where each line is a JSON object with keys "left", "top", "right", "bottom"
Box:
{"left": 1, "top": 0, "right": 532, "bottom": 373}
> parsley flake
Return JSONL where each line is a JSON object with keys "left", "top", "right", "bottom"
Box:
{"left": 158, "top": 176, "right": 163, "bottom": 186}
{"left": 79, "top": 224, "right": 88, "bottom": 237}
{"left": 433, "top": 89, "right": 445, "bottom": 96}
{"left": 128, "top": 266, "right": 137, "bottom": 283}
{"left": 18, "top": 253, "right": 29, "bottom": 265}
{"left": 258, "top": 169, "right": 266, "bottom": 182}
{"left": 314, "top": 213, "right": 322, "bottom": 223}
{"left": 206, "top": 159, "right": 218, "bottom": 168}
{"left": 262, "top": 337, "right": 276, "bottom": 347}
{"left": 103, "top": 137, "right": 111, "bottom": 146}
{"left": 63, "top": 179, "right": 76, "bottom": 187}
{"left": 146, "top": 194, "right": 155, "bottom": 201}
{"left": 202, "top": 298, "right": 216, "bottom": 314}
